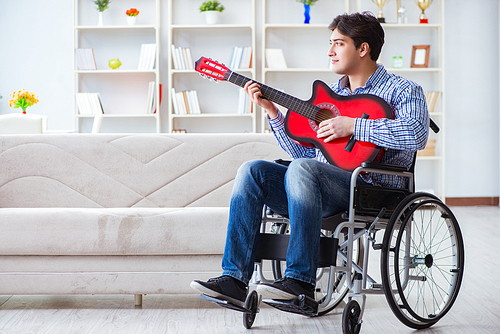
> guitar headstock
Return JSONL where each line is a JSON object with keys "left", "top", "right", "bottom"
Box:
{"left": 195, "top": 57, "right": 231, "bottom": 82}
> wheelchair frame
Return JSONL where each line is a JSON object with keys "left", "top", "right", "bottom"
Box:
{"left": 198, "top": 122, "right": 464, "bottom": 333}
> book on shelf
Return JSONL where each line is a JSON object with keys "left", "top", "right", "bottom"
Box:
{"left": 138, "top": 44, "right": 156, "bottom": 70}
{"left": 145, "top": 82, "right": 163, "bottom": 114}
{"left": 238, "top": 88, "right": 253, "bottom": 114}
{"left": 424, "top": 91, "right": 442, "bottom": 113}
{"left": 76, "top": 48, "right": 97, "bottom": 70}
{"left": 229, "top": 46, "right": 252, "bottom": 69}
{"left": 265, "top": 48, "right": 287, "bottom": 69}
{"left": 171, "top": 88, "right": 201, "bottom": 115}
{"left": 171, "top": 45, "right": 194, "bottom": 70}
{"left": 76, "top": 93, "right": 104, "bottom": 115}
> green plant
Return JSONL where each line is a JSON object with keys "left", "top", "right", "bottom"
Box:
{"left": 199, "top": 1, "right": 225, "bottom": 12}
{"left": 296, "top": 0, "right": 319, "bottom": 5}
{"left": 94, "top": 0, "right": 111, "bottom": 12}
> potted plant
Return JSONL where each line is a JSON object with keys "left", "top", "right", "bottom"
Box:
{"left": 126, "top": 8, "right": 140, "bottom": 26}
{"left": 94, "top": 0, "right": 111, "bottom": 26}
{"left": 199, "top": 1, "right": 225, "bottom": 25}
{"left": 9, "top": 89, "right": 39, "bottom": 114}
{"left": 296, "top": 0, "right": 319, "bottom": 24}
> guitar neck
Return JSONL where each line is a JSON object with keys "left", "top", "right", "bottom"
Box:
{"left": 226, "top": 71, "right": 319, "bottom": 120}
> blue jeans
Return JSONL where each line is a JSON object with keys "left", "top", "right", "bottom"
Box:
{"left": 221, "top": 158, "right": 365, "bottom": 285}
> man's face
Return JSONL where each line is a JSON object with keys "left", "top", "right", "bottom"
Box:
{"left": 328, "top": 29, "right": 361, "bottom": 75}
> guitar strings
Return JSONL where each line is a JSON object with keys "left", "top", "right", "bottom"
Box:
{"left": 229, "top": 72, "right": 335, "bottom": 123}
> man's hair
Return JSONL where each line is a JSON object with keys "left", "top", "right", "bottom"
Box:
{"left": 328, "top": 12, "right": 385, "bottom": 61}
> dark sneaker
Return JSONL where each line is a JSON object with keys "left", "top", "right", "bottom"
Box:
{"left": 190, "top": 275, "right": 248, "bottom": 306}
{"left": 257, "top": 277, "right": 315, "bottom": 300}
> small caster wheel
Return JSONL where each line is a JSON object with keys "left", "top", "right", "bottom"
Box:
{"left": 243, "top": 290, "right": 259, "bottom": 329}
{"left": 342, "top": 300, "right": 362, "bottom": 334}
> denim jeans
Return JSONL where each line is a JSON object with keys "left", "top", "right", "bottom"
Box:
{"left": 221, "top": 158, "right": 365, "bottom": 285}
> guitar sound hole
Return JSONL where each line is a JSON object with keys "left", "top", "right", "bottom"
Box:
{"left": 314, "top": 108, "right": 334, "bottom": 126}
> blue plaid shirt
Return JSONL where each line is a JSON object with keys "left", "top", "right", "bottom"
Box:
{"left": 268, "top": 64, "right": 429, "bottom": 188}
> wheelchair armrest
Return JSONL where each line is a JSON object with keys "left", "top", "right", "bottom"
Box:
{"left": 273, "top": 159, "right": 292, "bottom": 167}
{"left": 361, "top": 161, "right": 409, "bottom": 173}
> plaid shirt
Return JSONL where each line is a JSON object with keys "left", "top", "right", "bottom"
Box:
{"left": 268, "top": 64, "right": 430, "bottom": 188}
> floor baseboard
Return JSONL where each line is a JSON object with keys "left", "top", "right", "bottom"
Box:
{"left": 445, "top": 197, "right": 499, "bottom": 206}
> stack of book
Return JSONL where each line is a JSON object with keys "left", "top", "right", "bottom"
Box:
{"left": 229, "top": 46, "right": 252, "bottom": 69}
{"left": 145, "top": 82, "right": 162, "bottom": 114}
{"left": 76, "top": 93, "right": 104, "bottom": 115}
{"left": 138, "top": 44, "right": 157, "bottom": 70}
{"left": 171, "top": 45, "right": 194, "bottom": 70}
{"left": 171, "top": 88, "right": 201, "bottom": 115}
{"left": 76, "top": 48, "right": 97, "bottom": 70}
{"left": 424, "top": 91, "right": 442, "bottom": 113}
{"left": 265, "top": 48, "right": 287, "bottom": 69}
{"left": 238, "top": 88, "right": 253, "bottom": 114}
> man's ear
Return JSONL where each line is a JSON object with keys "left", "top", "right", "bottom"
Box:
{"left": 359, "top": 42, "right": 370, "bottom": 58}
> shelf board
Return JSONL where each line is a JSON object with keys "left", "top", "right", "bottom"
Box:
{"left": 264, "top": 68, "right": 332, "bottom": 73}
{"left": 387, "top": 67, "right": 443, "bottom": 73}
{"left": 172, "top": 113, "right": 253, "bottom": 118}
{"left": 171, "top": 24, "right": 252, "bottom": 29}
{"left": 416, "top": 155, "right": 443, "bottom": 161}
{"left": 75, "top": 25, "right": 158, "bottom": 30}
{"left": 264, "top": 24, "right": 329, "bottom": 29}
{"left": 76, "top": 70, "right": 157, "bottom": 74}
{"left": 77, "top": 114, "right": 158, "bottom": 118}
{"left": 382, "top": 23, "right": 442, "bottom": 28}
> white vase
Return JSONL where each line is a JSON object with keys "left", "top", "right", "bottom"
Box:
{"left": 127, "top": 16, "right": 137, "bottom": 26}
{"left": 98, "top": 11, "right": 104, "bottom": 26}
{"left": 203, "top": 11, "right": 220, "bottom": 25}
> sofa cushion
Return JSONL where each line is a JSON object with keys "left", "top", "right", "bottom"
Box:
{"left": 0, "top": 208, "right": 229, "bottom": 256}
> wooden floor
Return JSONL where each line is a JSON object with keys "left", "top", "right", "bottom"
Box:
{"left": 1, "top": 206, "right": 499, "bottom": 334}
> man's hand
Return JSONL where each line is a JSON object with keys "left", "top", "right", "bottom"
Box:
{"left": 317, "top": 116, "right": 356, "bottom": 143}
{"left": 244, "top": 81, "right": 279, "bottom": 119}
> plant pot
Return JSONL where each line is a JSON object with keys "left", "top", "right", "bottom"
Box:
{"left": 127, "top": 16, "right": 137, "bottom": 26}
{"left": 203, "top": 11, "right": 220, "bottom": 25}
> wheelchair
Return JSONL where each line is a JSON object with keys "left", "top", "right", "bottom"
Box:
{"left": 201, "top": 121, "right": 465, "bottom": 333}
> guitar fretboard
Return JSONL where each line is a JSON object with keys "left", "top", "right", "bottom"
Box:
{"left": 227, "top": 71, "right": 320, "bottom": 120}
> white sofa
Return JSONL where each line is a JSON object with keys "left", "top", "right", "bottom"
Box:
{"left": 0, "top": 133, "right": 287, "bottom": 304}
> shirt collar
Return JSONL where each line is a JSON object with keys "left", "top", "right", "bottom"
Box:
{"left": 338, "top": 63, "right": 387, "bottom": 92}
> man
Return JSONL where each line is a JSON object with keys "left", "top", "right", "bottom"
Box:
{"left": 191, "top": 12, "right": 429, "bottom": 306}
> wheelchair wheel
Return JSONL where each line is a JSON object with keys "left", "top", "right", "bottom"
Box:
{"left": 381, "top": 192, "right": 464, "bottom": 329}
{"left": 342, "top": 299, "right": 362, "bottom": 334}
{"left": 243, "top": 290, "right": 259, "bottom": 329}
{"left": 272, "top": 227, "right": 364, "bottom": 316}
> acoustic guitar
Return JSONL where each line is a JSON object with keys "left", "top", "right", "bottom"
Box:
{"left": 194, "top": 56, "right": 393, "bottom": 171}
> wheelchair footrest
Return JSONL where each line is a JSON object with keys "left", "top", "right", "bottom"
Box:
{"left": 263, "top": 294, "right": 318, "bottom": 317}
{"left": 200, "top": 294, "right": 250, "bottom": 313}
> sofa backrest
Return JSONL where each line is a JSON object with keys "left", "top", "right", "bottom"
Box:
{"left": 0, "top": 134, "right": 288, "bottom": 208}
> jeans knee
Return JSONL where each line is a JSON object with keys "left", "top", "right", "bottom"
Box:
{"left": 286, "top": 158, "right": 318, "bottom": 179}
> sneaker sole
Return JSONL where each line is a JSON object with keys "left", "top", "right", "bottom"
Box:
{"left": 256, "top": 284, "right": 299, "bottom": 300}
{"left": 190, "top": 281, "right": 245, "bottom": 307}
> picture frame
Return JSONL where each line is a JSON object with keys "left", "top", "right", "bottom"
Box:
{"left": 411, "top": 45, "right": 430, "bottom": 68}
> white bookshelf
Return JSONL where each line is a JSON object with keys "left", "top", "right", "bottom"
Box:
{"left": 73, "top": 0, "right": 161, "bottom": 133}
{"left": 167, "top": 0, "right": 257, "bottom": 134}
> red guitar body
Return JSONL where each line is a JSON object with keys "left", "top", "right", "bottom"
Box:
{"left": 285, "top": 81, "right": 393, "bottom": 171}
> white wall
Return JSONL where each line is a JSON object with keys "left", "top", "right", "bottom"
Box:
{"left": 0, "top": 0, "right": 74, "bottom": 131}
{"left": 0, "top": 0, "right": 498, "bottom": 199}
{"left": 444, "top": 0, "right": 499, "bottom": 198}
